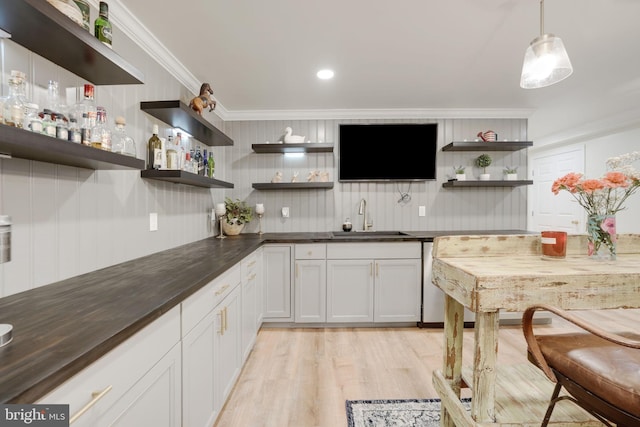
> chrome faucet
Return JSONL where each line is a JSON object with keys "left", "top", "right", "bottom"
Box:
{"left": 358, "top": 198, "right": 371, "bottom": 231}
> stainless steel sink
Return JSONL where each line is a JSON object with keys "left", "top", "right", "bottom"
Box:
{"left": 331, "top": 231, "right": 410, "bottom": 238}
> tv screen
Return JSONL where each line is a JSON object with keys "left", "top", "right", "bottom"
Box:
{"left": 338, "top": 123, "right": 438, "bottom": 182}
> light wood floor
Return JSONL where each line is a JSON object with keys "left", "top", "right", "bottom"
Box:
{"left": 214, "top": 309, "right": 640, "bottom": 427}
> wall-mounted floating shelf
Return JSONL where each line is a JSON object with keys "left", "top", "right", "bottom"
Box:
{"left": 140, "top": 101, "right": 233, "bottom": 147}
{"left": 0, "top": 0, "right": 144, "bottom": 85}
{"left": 442, "top": 141, "right": 533, "bottom": 151}
{"left": 252, "top": 182, "right": 334, "bottom": 190}
{"left": 0, "top": 124, "right": 145, "bottom": 170}
{"left": 140, "top": 170, "right": 234, "bottom": 188}
{"left": 442, "top": 180, "right": 533, "bottom": 188}
{"left": 251, "top": 143, "right": 334, "bottom": 153}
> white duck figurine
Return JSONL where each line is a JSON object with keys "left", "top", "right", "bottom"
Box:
{"left": 282, "top": 127, "right": 306, "bottom": 144}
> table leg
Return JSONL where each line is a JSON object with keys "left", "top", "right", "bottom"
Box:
{"left": 441, "top": 294, "right": 464, "bottom": 427}
{"left": 471, "top": 311, "right": 499, "bottom": 423}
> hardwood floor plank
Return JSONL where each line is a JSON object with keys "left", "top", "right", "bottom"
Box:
{"left": 214, "top": 309, "right": 640, "bottom": 427}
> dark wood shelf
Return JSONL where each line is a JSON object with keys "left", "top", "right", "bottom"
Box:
{"left": 0, "top": 0, "right": 143, "bottom": 85}
{"left": 0, "top": 124, "right": 145, "bottom": 170}
{"left": 252, "top": 143, "right": 333, "bottom": 153}
{"left": 442, "top": 141, "right": 533, "bottom": 151}
{"left": 140, "top": 101, "right": 233, "bottom": 147}
{"left": 442, "top": 180, "right": 533, "bottom": 188}
{"left": 141, "top": 170, "right": 234, "bottom": 188}
{"left": 252, "top": 182, "right": 334, "bottom": 190}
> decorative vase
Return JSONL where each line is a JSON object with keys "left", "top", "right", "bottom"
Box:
{"left": 221, "top": 220, "right": 245, "bottom": 236}
{"left": 505, "top": 173, "right": 517, "bottom": 181}
{"left": 586, "top": 215, "right": 616, "bottom": 260}
{"left": 479, "top": 173, "right": 490, "bottom": 181}
{"left": 455, "top": 173, "right": 466, "bottom": 181}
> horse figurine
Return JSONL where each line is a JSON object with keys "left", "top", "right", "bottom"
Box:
{"left": 189, "top": 83, "right": 216, "bottom": 115}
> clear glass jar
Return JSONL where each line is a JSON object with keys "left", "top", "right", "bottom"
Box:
{"left": 68, "top": 117, "right": 81, "bottom": 143}
{"left": 55, "top": 113, "right": 68, "bottom": 140}
{"left": 42, "top": 109, "right": 56, "bottom": 137}
{"left": 111, "top": 116, "right": 136, "bottom": 157}
{"left": 3, "top": 77, "right": 25, "bottom": 128}
{"left": 24, "top": 103, "right": 43, "bottom": 133}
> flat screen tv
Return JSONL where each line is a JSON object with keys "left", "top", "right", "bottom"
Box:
{"left": 338, "top": 123, "right": 438, "bottom": 182}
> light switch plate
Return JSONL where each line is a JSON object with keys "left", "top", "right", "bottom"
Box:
{"left": 419, "top": 206, "right": 426, "bottom": 217}
{"left": 281, "top": 207, "right": 289, "bottom": 218}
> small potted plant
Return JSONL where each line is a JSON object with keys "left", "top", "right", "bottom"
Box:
{"left": 503, "top": 166, "right": 518, "bottom": 181}
{"left": 222, "top": 197, "right": 253, "bottom": 235}
{"left": 453, "top": 165, "right": 466, "bottom": 181}
{"left": 476, "top": 154, "right": 492, "bottom": 180}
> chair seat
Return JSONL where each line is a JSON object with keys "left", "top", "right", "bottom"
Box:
{"left": 535, "top": 332, "right": 640, "bottom": 418}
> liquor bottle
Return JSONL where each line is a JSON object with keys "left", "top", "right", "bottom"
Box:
{"left": 91, "top": 107, "right": 111, "bottom": 150}
{"left": 3, "top": 76, "right": 24, "bottom": 128}
{"left": 112, "top": 116, "right": 136, "bottom": 157}
{"left": 207, "top": 152, "right": 215, "bottom": 178}
{"left": 94, "top": 2, "right": 113, "bottom": 48}
{"left": 45, "top": 80, "right": 68, "bottom": 120}
{"left": 147, "top": 124, "right": 162, "bottom": 169}
{"left": 74, "top": 84, "right": 97, "bottom": 133}
{"left": 80, "top": 112, "right": 92, "bottom": 146}
{"left": 68, "top": 117, "right": 81, "bottom": 143}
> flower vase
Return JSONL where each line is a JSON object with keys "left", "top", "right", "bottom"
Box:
{"left": 586, "top": 215, "right": 617, "bottom": 260}
{"left": 222, "top": 220, "right": 245, "bottom": 236}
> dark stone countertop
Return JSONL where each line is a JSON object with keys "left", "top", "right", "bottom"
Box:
{"left": 0, "top": 229, "right": 531, "bottom": 403}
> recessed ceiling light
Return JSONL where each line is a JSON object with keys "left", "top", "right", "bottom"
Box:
{"left": 317, "top": 69, "right": 334, "bottom": 80}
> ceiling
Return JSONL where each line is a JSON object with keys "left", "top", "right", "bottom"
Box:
{"left": 119, "top": 0, "right": 640, "bottom": 128}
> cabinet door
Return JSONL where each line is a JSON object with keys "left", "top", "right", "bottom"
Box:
{"left": 294, "top": 259, "right": 326, "bottom": 322}
{"left": 263, "top": 244, "right": 292, "bottom": 320}
{"left": 215, "top": 285, "right": 242, "bottom": 411}
{"left": 182, "top": 309, "right": 217, "bottom": 427}
{"left": 104, "top": 344, "right": 182, "bottom": 427}
{"left": 375, "top": 259, "right": 421, "bottom": 322}
{"left": 254, "top": 247, "right": 264, "bottom": 327}
{"left": 242, "top": 262, "right": 257, "bottom": 361}
{"left": 326, "top": 259, "right": 374, "bottom": 322}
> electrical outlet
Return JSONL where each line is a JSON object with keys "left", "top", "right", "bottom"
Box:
{"left": 281, "top": 207, "right": 289, "bottom": 218}
{"left": 419, "top": 206, "right": 426, "bottom": 217}
{"left": 149, "top": 213, "right": 158, "bottom": 231}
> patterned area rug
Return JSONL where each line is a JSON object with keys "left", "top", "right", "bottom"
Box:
{"left": 346, "top": 398, "right": 471, "bottom": 427}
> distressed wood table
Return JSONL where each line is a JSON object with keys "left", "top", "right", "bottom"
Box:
{"left": 431, "top": 233, "right": 640, "bottom": 427}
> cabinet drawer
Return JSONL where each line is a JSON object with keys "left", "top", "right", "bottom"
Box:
{"left": 295, "top": 243, "right": 326, "bottom": 259}
{"left": 242, "top": 251, "right": 259, "bottom": 282}
{"left": 182, "top": 264, "right": 241, "bottom": 337}
{"left": 326, "top": 242, "right": 421, "bottom": 259}
{"left": 37, "top": 306, "right": 181, "bottom": 426}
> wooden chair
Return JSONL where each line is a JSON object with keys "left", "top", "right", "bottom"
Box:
{"left": 522, "top": 304, "right": 640, "bottom": 427}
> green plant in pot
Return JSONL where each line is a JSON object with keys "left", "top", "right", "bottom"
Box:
{"left": 453, "top": 165, "right": 467, "bottom": 181}
{"left": 222, "top": 197, "right": 253, "bottom": 235}
{"left": 476, "top": 154, "right": 492, "bottom": 180}
{"left": 503, "top": 166, "right": 518, "bottom": 180}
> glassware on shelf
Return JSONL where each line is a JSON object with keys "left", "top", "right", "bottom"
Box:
{"left": 255, "top": 203, "right": 265, "bottom": 235}
{"left": 112, "top": 116, "right": 137, "bottom": 157}
{"left": 3, "top": 77, "right": 25, "bottom": 128}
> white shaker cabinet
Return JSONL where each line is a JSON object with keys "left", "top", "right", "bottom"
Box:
{"left": 37, "top": 307, "right": 182, "bottom": 427}
{"left": 262, "top": 244, "right": 293, "bottom": 321}
{"left": 326, "top": 242, "right": 421, "bottom": 323}
{"left": 242, "top": 248, "right": 262, "bottom": 362}
{"left": 294, "top": 244, "right": 327, "bottom": 323}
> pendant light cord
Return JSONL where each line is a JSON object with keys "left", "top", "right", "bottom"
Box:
{"left": 539, "top": 0, "right": 545, "bottom": 36}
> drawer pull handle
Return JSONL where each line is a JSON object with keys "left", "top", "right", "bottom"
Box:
{"left": 248, "top": 260, "right": 256, "bottom": 267}
{"left": 70, "top": 385, "right": 112, "bottom": 424}
{"left": 248, "top": 273, "right": 256, "bottom": 281}
{"left": 215, "top": 284, "right": 230, "bottom": 296}
{"left": 218, "top": 310, "right": 225, "bottom": 335}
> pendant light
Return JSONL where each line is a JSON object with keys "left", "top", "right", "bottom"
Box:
{"left": 520, "top": 0, "right": 573, "bottom": 89}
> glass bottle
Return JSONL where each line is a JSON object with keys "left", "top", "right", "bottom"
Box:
{"left": 90, "top": 107, "right": 111, "bottom": 150}
{"left": 68, "top": 116, "right": 81, "bottom": 143}
{"left": 112, "top": 116, "right": 136, "bottom": 157}
{"left": 94, "top": 1, "right": 113, "bottom": 48}
{"left": 74, "top": 84, "right": 97, "bottom": 132}
{"left": 55, "top": 113, "right": 69, "bottom": 140}
{"left": 42, "top": 109, "right": 57, "bottom": 137}
{"left": 45, "top": 80, "right": 68, "bottom": 120}
{"left": 3, "top": 77, "right": 25, "bottom": 128}
{"left": 80, "top": 112, "right": 92, "bottom": 146}
{"left": 194, "top": 146, "right": 204, "bottom": 176}
{"left": 24, "top": 103, "right": 42, "bottom": 133}
{"left": 147, "top": 124, "right": 162, "bottom": 169}
{"left": 207, "top": 152, "right": 215, "bottom": 178}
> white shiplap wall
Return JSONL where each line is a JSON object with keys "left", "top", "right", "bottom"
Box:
{"left": 0, "top": 21, "right": 528, "bottom": 298}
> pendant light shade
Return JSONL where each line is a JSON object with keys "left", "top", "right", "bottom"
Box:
{"left": 520, "top": 0, "right": 573, "bottom": 89}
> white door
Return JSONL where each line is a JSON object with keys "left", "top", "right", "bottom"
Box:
{"left": 530, "top": 146, "right": 585, "bottom": 233}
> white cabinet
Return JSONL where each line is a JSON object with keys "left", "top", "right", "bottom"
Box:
{"left": 37, "top": 307, "right": 182, "bottom": 427}
{"left": 326, "top": 242, "right": 421, "bottom": 323}
{"left": 294, "top": 244, "right": 327, "bottom": 323}
{"left": 263, "top": 244, "right": 293, "bottom": 321}
{"left": 326, "top": 259, "right": 374, "bottom": 322}
{"left": 181, "top": 264, "right": 241, "bottom": 427}
{"left": 242, "top": 248, "right": 262, "bottom": 362}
